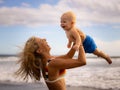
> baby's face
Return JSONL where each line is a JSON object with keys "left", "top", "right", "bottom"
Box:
{"left": 60, "top": 15, "right": 73, "bottom": 31}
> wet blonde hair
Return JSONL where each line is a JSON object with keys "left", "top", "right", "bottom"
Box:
{"left": 61, "top": 11, "right": 76, "bottom": 23}
{"left": 16, "top": 36, "right": 42, "bottom": 81}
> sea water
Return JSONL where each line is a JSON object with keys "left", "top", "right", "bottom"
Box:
{"left": 0, "top": 56, "right": 120, "bottom": 89}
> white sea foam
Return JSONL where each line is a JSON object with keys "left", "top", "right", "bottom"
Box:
{"left": 0, "top": 57, "right": 120, "bottom": 89}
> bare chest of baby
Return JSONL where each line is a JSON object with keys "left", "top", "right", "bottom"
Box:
{"left": 65, "top": 31, "right": 76, "bottom": 42}
{"left": 65, "top": 30, "right": 86, "bottom": 43}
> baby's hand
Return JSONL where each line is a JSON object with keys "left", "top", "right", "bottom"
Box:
{"left": 67, "top": 43, "right": 71, "bottom": 48}
{"left": 73, "top": 45, "right": 79, "bottom": 51}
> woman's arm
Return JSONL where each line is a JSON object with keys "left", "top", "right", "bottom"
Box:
{"left": 49, "top": 45, "right": 86, "bottom": 69}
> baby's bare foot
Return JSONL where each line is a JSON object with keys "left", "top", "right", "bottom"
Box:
{"left": 105, "top": 56, "right": 112, "bottom": 64}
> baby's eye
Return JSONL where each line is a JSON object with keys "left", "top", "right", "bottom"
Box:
{"left": 61, "top": 21, "right": 66, "bottom": 23}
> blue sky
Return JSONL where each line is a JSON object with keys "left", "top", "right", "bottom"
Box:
{"left": 0, "top": 0, "right": 120, "bottom": 56}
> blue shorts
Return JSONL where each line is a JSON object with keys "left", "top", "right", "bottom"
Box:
{"left": 83, "top": 35, "right": 97, "bottom": 53}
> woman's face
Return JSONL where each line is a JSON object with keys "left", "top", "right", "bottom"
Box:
{"left": 35, "top": 37, "right": 51, "bottom": 53}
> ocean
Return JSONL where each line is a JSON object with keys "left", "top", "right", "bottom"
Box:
{"left": 0, "top": 56, "right": 120, "bottom": 90}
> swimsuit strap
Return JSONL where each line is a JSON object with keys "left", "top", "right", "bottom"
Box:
{"left": 45, "top": 59, "right": 51, "bottom": 79}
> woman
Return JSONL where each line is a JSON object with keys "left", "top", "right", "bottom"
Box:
{"left": 16, "top": 36, "right": 86, "bottom": 90}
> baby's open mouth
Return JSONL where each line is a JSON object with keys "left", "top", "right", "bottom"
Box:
{"left": 62, "top": 26, "right": 65, "bottom": 28}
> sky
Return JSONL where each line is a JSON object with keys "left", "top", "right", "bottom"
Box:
{"left": 0, "top": 0, "right": 120, "bottom": 56}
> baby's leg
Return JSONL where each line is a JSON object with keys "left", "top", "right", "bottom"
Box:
{"left": 93, "top": 48, "right": 112, "bottom": 64}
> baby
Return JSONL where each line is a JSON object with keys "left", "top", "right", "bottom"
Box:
{"left": 60, "top": 11, "right": 112, "bottom": 64}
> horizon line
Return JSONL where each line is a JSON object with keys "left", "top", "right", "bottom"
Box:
{"left": 0, "top": 54, "right": 120, "bottom": 58}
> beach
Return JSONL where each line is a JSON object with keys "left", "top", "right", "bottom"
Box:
{"left": 0, "top": 81, "right": 110, "bottom": 90}
{"left": 0, "top": 56, "right": 120, "bottom": 90}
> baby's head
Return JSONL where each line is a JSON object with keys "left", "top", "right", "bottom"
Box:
{"left": 61, "top": 11, "right": 76, "bottom": 23}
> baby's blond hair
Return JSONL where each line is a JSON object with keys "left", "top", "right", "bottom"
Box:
{"left": 62, "top": 11, "right": 76, "bottom": 23}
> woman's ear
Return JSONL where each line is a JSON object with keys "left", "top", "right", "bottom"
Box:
{"left": 71, "top": 21, "right": 75, "bottom": 25}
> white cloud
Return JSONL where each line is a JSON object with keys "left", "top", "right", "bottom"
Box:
{"left": 0, "top": 0, "right": 120, "bottom": 27}
{"left": 62, "top": 0, "right": 120, "bottom": 24}
{"left": 0, "top": 6, "right": 60, "bottom": 27}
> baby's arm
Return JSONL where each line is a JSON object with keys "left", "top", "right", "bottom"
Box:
{"left": 71, "top": 30, "right": 81, "bottom": 50}
{"left": 67, "top": 39, "right": 72, "bottom": 48}
{"left": 65, "top": 32, "right": 72, "bottom": 48}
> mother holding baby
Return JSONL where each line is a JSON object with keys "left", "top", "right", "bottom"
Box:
{"left": 16, "top": 36, "right": 86, "bottom": 90}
